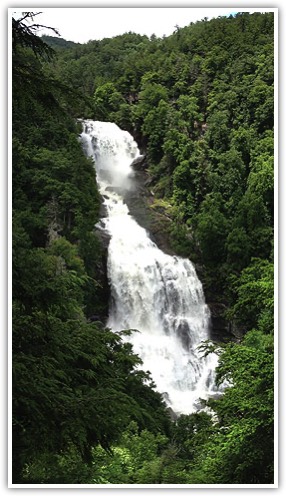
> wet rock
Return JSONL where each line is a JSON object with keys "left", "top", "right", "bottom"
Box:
{"left": 99, "top": 200, "right": 108, "bottom": 219}
{"left": 208, "top": 302, "right": 237, "bottom": 342}
{"left": 131, "top": 154, "right": 147, "bottom": 170}
{"left": 123, "top": 168, "right": 175, "bottom": 255}
{"left": 105, "top": 186, "right": 126, "bottom": 195}
{"left": 177, "top": 321, "right": 191, "bottom": 350}
{"left": 96, "top": 227, "right": 110, "bottom": 250}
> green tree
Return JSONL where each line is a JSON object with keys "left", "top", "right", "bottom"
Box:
{"left": 93, "top": 82, "right": 125, "bottom": 120}
{"left": 190, "top": 340, "right": 274, "bottom": 484}
{"left": 13, "top": 12, "right": 275, "bottom": 484}
{"left": 195, "top": 194, "right": 229, "bottom": 265}
{"left": 227, "top": 258, "right": 274, "bottom": 334}
{"left": 12, "top": 16, "right": 171, "bottom": 484}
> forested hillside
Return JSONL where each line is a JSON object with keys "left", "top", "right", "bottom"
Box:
{"left": 12, "top": 14, "right": 170, "bottom": 484}
{"left": 45, "top": 12, "right": 274, "bottom": 335}
{"left": 12, "top": 12, "right": 275, "bottom": 485}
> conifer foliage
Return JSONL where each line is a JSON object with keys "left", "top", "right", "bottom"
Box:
{"left": 12, "top": 13, "right": 170, "bottom": 484}
{"left": 12, "top": 12, "right": 275, "bottom": 485}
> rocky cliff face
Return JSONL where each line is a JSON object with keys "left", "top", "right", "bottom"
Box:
{"left": 94, "top": 152, "right": 236, "bottom": 342}
{"left": 124, "top": 155, "right": 236, "bottom": 343}
{"left": 124, "top": 155, "right": 175, "bottom": 255}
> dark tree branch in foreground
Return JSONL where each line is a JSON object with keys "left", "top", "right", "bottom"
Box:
{"left": 12, "top": 11, "right": 60, "bottom": 60}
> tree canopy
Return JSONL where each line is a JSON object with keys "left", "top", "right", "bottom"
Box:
{"left": 12, "top": 13, "right": 170, "bottom": 484}
{"left": 12, "top": 11, "right": 275, "bottom": 485}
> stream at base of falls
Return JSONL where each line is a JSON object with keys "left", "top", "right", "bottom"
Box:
{"left": 81, "top": 119, "right": 221, "bottom": 415}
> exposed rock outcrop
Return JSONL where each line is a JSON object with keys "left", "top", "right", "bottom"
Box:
{"left": 96, "top": 151, "right": 235, "bottom": 342}
{"left": 208, "top": 302, "right": 237, "bottom": 343}
{"left": 125, "top": 156, "right": 235, "bottom": 342}
{"left": 123, "top": 157, "right": 175, "bottom": 255}
{"left": 130, "top": 154, "right": 147, "bottom": 171}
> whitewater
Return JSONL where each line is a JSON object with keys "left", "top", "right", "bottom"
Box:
{"left": 81, "top": 119, "right": 220, "bottom": 415}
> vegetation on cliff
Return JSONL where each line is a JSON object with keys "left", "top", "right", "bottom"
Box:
{"left": 12, "top": 12, "right": 275, "bottom": 484}
{"left": 12, "top": 13, "right": 170, "bottom": 484}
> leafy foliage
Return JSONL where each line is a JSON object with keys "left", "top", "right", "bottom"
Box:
{"left": 187, "top": 339, "right": 274, "bottom": 484}
{"left": 12, "top": 11, "right": 275, "bottom": 485}
{"left": 12, "top": 14, "right": 170, "bottom": 483}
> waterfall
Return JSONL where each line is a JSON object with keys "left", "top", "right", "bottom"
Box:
{"left": 81, "top": 119, "right": 220, "bottom": 415}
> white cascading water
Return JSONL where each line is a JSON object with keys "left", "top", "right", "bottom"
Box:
{"left": 81, "top": 120, "right": 220, "bottom": 415}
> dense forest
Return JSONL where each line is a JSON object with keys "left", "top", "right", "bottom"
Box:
{"left": 12, "top": 12, "right": 275, "bottom": 485}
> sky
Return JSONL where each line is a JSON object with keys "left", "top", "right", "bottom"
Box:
{"left": 9, "top": 7, "right": 258, "bottom": 44}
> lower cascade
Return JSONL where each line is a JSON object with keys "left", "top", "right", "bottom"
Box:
{"left": 81, "top": 120, "right": 220, "bottom": 415}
